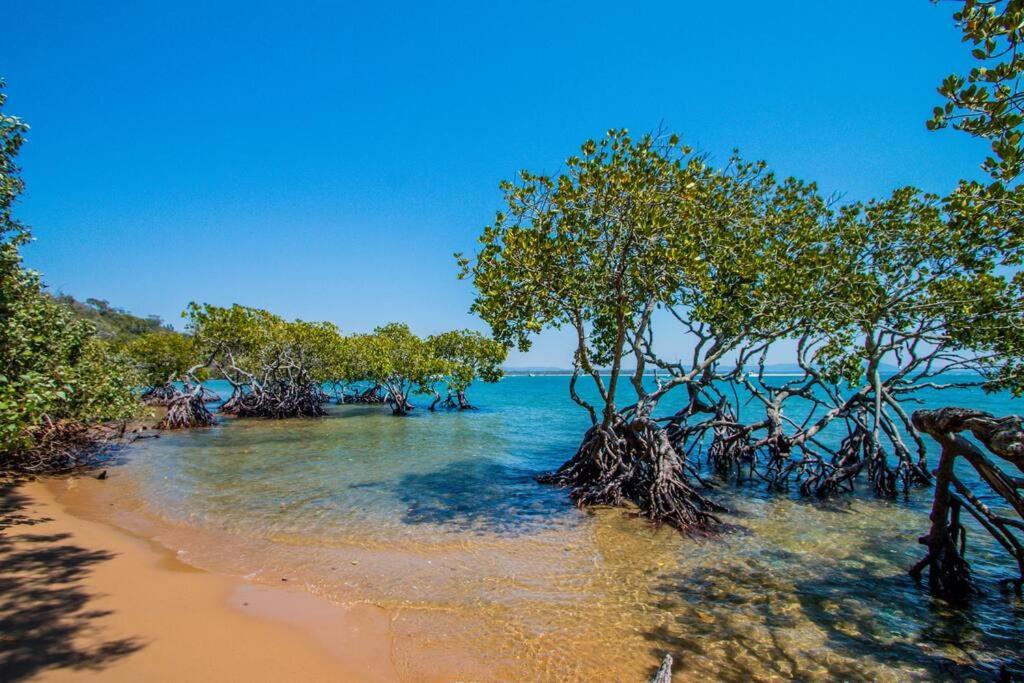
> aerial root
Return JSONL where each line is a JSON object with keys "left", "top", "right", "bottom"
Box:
{"left": 540, "top": 417, "right": 725, "bottom": 533}
{"left": 219, "top": 383, "right": 326, "bottom": 419}
{"left": 158, "top": 388, "right": 216, "bottom": 429}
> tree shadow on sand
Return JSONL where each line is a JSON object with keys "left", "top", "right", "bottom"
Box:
{"left": 640, "top": 546, "right": 1023, "bottom": 681}
{"left": 391, "top": 458, "right": 578, "bottom": 535}
{"left": 0, "top": 482, "right": 143, "bottom": 680}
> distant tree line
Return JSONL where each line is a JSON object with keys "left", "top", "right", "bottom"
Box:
{"left": 0, "top": 79, "right": 506, "bottom": 473}
{"left": 122, "top": 304, "right": 506, "bottom": 428}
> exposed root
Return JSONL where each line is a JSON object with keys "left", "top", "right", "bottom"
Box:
{"left": 218, "top": 382, "right": 325, "bottom": 419}
{"left": 911, "top": 408, "right": 1024, "bottom": 602}
{"left": 1, "top": 419, "right": 132, "bottom": 474}
{"left": 157, "top": 387, "right": 216, "bottom": 430}
{"left": 540, "top": 417, "right": 725, "bottom": 532}
{"left": 670, "top": 407, "right": 932, "bottom": 500}
{"left": 910, "top": 495, "right": 974, "bottom": 601}
{"left": 343, "top": 384, "right": 387, "bottom": 405}
{"left": 429, "top": 391, "right": 477, "bottom": 412}
{"left": 384, "top": 391, "right": 414, "bottom": 416}
{"left": 200, "top": 386, "right": 222, "bottom": 403}
{"left": 144, "top": 383, "right": 220, "bottom": 407}
{"left": 141, "top": 383, "right": 180, "bottom": 406}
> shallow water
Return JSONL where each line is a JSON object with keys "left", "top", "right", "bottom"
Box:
{"left": 73, "top": 377, "right": 1023, "bottom": 680}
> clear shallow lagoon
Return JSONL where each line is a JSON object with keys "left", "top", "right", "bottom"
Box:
{"left": 76, "top": 377, "right": 1023, "bottom": 680}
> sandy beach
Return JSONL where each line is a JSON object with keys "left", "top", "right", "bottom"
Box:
{"left": 0, "top": 478, "right": 400, "bottom": 682}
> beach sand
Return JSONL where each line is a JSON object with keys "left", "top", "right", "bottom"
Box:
{"left": 0, "top": 479, "right": 401, "bottom": 682}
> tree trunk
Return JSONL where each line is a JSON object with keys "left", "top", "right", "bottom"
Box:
{"left": 910, "top": 408, "right": 1024, "bottom": 600}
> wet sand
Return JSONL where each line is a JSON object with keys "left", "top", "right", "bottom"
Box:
{"left": 0, "top": 479, "right": 400, "bottom": 682}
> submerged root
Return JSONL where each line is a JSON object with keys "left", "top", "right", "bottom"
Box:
{"left": 540, "top": 417, "right": 725, "bottom": 532}
{"left": 157, "top": 388, "right": 216, "bottom": 430}
{"left": 429, "top": 391, "right": 477, "bottom": 412}
{"left": 910, "top": 497, "right": 974, "bottom": 601}
{"left": 343, "top": 385, "right": 386, "bottom": 405}
{"left": 385, "top": 392, "right": 414, "bottom": 416}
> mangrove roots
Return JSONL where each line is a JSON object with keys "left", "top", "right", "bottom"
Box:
{"left": 219, "top": 382, "right": 326, "bottom": 419}
{"left": 157, "top": 387, "right": 216, "bottom": 430}
{"left": 539, "top": 416, "right": 725, "bottom": 532}
{"left": 910, "top": 408, "right": 1024, "bottom": 601}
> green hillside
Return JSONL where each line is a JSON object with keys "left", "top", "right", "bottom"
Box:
{"left": 54, "top": 295, "right": 172, "bottom": 345}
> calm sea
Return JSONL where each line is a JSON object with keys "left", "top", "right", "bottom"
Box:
{"left": 81, "top": 376, "right": 1023, "bottom": 680}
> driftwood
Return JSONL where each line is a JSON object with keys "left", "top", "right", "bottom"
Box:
{"left": 910, "top": 408, "right": 1024, "bottom": 599}
{"left": 650, "top": 654, "right": 673, "bottom": 683}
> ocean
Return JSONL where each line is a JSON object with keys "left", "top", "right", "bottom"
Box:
{"left": 72, "top": 376, "right": 1023, "bottom": 680}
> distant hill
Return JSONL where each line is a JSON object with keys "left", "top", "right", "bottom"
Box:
{"left": 54, "top": 295, "right": 172, "bottom": 344}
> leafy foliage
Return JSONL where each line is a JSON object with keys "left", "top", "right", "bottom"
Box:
{"left": 926, "top": 1, "right": 1024, "bottom": 394}
{"left": 185, "top": 303, "right": 343, "bottom": 417}
{"left": 930, "top": 0, "right": 1024, "bottom": 182}
{"left": 427, "top": 329, "right": 506, "bottom": 406}
{"left": 123, "top": 331, "right": 204, "bottom": 389}
{"left": 347, "top": 323, "right": 447, "bottom": 415}
{"left": 460, "top": 130, "right": 831, "bottom": 425}
{"left": 0, "top": 81, "right": 140, "bottom": 465}
{"left": 461, "top": 125, "right": 1024, "bottom": 526}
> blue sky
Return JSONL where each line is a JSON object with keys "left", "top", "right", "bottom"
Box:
{"left": 3, "top": 1, "right": 984, "bottom": 366}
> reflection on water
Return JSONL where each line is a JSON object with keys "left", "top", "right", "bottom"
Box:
{"left": 66, "top": 378, "right": 1023, "bottom": 681}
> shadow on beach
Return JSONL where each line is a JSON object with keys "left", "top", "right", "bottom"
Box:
{"left": 0, "top": 482, "right": 143, "bottom": 680}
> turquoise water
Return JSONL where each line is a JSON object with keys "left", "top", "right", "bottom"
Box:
{"left": 93, "top": 377, "right": 1022, "bottom": 680}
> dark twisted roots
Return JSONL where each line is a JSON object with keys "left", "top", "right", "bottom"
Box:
{"left": 141, "top": 384, "right": 180, "bottom": 406}
{"left": 157, "top": 390, "right": 216, "bottom": 430}
{"left": 144, "top": 384, "right": 221, "bottom": 406}
{"left": 821, "top": 424, "right": 931, "bottom": 498}
{"left": 910, "top": 497, "right": 974, "bottom": 600}
{"left": 2, "top": 421, "right": 129, "bottom": 474}
{"left": 431, "top": 392, "right": 476, "bottom": 411}
{"left": 671, "top": 412, "right": 930, "bottom": 499}
{"left": 385, "top": 394, "right": 414, "bottom": 416}
{"left": 666, "top": 406, "right": 757, "bottom": 484}
{"left": 200, "top": 387, "right": 222, "bottom": 403}
{"left": 341, "top": 385, "right": 387, "bottom": 405}
{"left": 220, "top": 383, "right": 326, "bottom": 419}
{"left": 539, "top": 418, "right": 726, "bottom": 532}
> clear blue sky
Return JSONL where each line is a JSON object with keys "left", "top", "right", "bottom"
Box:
{"left": 2, "top": 1, "right": 984, "bottom": 366}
